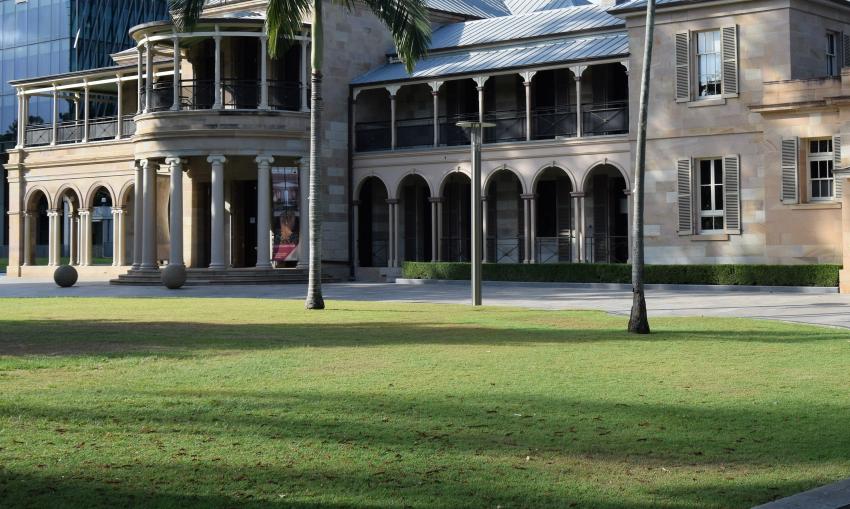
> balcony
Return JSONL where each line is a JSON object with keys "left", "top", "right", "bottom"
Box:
{"left": 353, "top": 63, "right": 629, "bottom": 153}
{"left": 144, "top": 79, "right": 303, "bottom": 112}
{"left": 24, "top": 116, "right": 137, "bottom": 147}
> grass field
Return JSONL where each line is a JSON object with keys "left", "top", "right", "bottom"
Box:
{"left": 1, "top": 298, "right": 849, "bottom": 508}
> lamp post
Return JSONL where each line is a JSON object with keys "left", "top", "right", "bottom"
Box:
{"left": 457, "top": 121, "right": 494, "bottom": 306}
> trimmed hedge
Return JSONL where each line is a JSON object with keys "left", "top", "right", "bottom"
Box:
{"left": 402, "top": 262, "right": 841, "bottom": 287}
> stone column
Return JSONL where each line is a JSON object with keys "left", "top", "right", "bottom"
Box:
{"left": 474, "top": 76, "right": 489, "bottom": 124}
{"left": 51, "top": 86, "right": 58, "bottom": 146}
{"left": 255, "top": 155, "right": 274, "bottom": 268}
{"left": 259, "top": 36, "right": 269, "bottom": 110}
{"left": 352, "top": 200, "right": 360, "bottom": 268}
{"left": 112, "top": 207, "right": 125, "bottom": 266}
{"left": 571, "top": 191, "right": 585, "bottom": 262}
{"left": 137, "top": 46, "right": 144, "bottom": 114}
{"left": 521, "top": 195, "right": 531, "bottom": 263}
{"left": 481, "top": 197, "right": 489, "bottom": 262}
{"left": 213, "top": 36, "right": 223, "bottom": 110}
{"left": 386, "top": 198, "right": 398, "bottom": 267}
{"left": 520, "top": 71, "right": 536, "bottom": 141}
{"left": 22, "top": 212, "right": 34, "bottom": 265}
{"left": 116, "top": 74, "right": 124, "bottom": 139}
{"left": 68, "top": 209, "right": 78, "bottom": 266}
{"left": 387, "top": 85, "right": 400, "bottom": 150}
{"left": 47, "top": 209, "right": 60, "bottom": 266}
{"left": 172, "top": 36, "right": 181, "bottom": 111}
{"left": 436, "top": 199, "right": 444, "bottom": 261}
{"left": 429, "top": 197, "right": 440, "bottom": 262}
{"left": 393, "top": 198, "right": 401, "bottom": 266}
{"left": 140, "top": 159, "right": 159, "bottom": 270}
{"left": 572, "top": 66, "right": 587, "bottom": 138}
{"left": 82, "top": 82, "right": 90, "bottom": 143}
{"left": 16, "top": 92, "right": 24, "bottom": 148}
{"left": 166, "top": 157, "right": 185, "bottom": 267}
{"left": 79, "top": 208, "right": 92, "bottom": 266}
{"left": 300, "top": 37, "right": 308, "bottom": 111}
{"left": 132, "top": 162, "right": 143, "bottom": 269}
{"left": 529, "top": 194, "right": 537, "bottom": 263}
{"left": 145, "top": 40, "right": 153, "bottom": 113}
{"left": 429, "top": 81, "right": 442, "bottom": 147}
{"left": 208, "top": 154, "right": 227, "bottom": 269}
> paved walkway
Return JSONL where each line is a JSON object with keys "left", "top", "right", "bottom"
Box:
{"left": 3, "top": 278, "right": 850, "bottom": 329}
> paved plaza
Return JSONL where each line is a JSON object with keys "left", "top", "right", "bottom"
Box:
{"left": 3, "top": 277, "right": 850, "bottom": 329}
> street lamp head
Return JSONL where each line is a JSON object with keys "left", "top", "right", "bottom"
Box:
{"left": 455, "top": 121, "right": 496, "bottom": 129}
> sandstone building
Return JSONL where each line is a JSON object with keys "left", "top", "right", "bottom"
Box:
{"left": 5, "top": 0, "right": 850, "bottom": 288}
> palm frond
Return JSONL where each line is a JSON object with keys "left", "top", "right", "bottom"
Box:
{"left": 266, "top": 0, "right": 313, "bottom": 57}
{"left": 168, "top": 0, "right": 206, "bottom": 31}
{"left": 354, "top": 0, "right": 431, "bottom": 74}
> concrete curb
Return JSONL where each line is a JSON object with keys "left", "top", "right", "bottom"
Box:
{"left": 394, "top": 278, "right": 839, "bottom": 294}
{"left": 751, "top": 477, "right": 850, "bottom": 508}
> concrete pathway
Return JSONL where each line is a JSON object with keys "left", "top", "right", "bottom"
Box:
{"left": 3, "top": 277, "right": 850, "bottom": 329}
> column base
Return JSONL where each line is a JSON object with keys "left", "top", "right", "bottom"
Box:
{"left": 255, "top": 262, "right": 273, "bottom": 269}
{"left": 139, "top": 263, "right": 159, "bottom": 271}
{"left": 839, "top": 269, "right": 850, "bottom": 293}
{"left": 209, "top": 264, "right": 227, "bottom": 270}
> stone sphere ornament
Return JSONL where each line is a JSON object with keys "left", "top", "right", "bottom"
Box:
{"left": 53, "top": 265, "right": 78, "bottom": 288}
{"left": 161, "top": 264, "right": 187, "bottom": 290}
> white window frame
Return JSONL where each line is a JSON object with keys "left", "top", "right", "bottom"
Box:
{"left": 697, "top": 158, "right": 725, "bottom": 233}
{"left": 807, "top": 138, "right": 835, "bottom": 202}
{"left": 826, "top": 32, "right": 839, "bottom": 77}
{"left": 696, "top": 29, "right": 722, "bottom": 99}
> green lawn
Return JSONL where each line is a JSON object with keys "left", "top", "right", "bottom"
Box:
{"left": 1, "top": 298, "right": 849, "bottom": 508}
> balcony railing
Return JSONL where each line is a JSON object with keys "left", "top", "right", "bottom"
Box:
{"left": 535, "top": 235, "right": 573, "bottom": 263}
{"left": 441, "top": 236, "right": 470, "bottom": 262}
{"left": 143, "top": 79, "right": 303, "bottom": 112}
{"left": 588, "top": 234, "right": 628, "bottom": 264}
{"left": 582, "top": 101, "right": 628, "bottom": 136}
{"left": 396, "top": 117, "right": 433, "bottom": 149}
{"left": 484, "top": 110, "right": 525, "bottom": 144}
{"left": 533, "top": 106, "right": 576, "bottom": 139}
{"left": 355, "top": 121, "right": 391, "bottom": 152}
{"left": 486, "top": 236, "right": 525, "bottom": 263}
{"left": 441, "top": 113, "right": 477, "bottom": 147}
{"left": 24, "top": 115, "right": 135, "bottom": 146}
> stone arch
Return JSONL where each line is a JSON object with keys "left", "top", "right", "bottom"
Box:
{"left": 581, "top": 160, "right": 630, "bottom": 192}
{"left": 438, "top": 168, "right": 471, "bottom": 197}
{"left": 532, "top": 163, "right": 577, "bottom": 193}
{"left": 396, "top": 173, "right": 433, "bottom": 263}
{"left": 393, "top": 171, "right": 435, "bottom": 200}
{"left": 484, "top": 165, "right": 527, "bottom": 196}
{"left": 440, "top": 171, "right": 472, "bottom": 261}
{"left": 356, "top": 176, "right": 390, "bottom": 267}
{"left": 51, "top": 183, "right": 83, "bottom": 210}
{"left": 354, "top": 174, "right": 391, "bottom": 201}
{"left": 84, "top": 182, "right": 117, "bottom": 209}
{"left": 24, "top": 186, "right": 51, "bottom": 212}
{"left": 117, "top": 180, "right": 136, "bottom": 207}
{"left": 533, "top": 165, "right": 576, "bottom": 263}
{"left": 583, "top": 162, "right": 630, "bottom": 264}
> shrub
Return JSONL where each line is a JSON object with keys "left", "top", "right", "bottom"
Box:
{"left": 401, "top": 262, "right": 841, "bottom": 287}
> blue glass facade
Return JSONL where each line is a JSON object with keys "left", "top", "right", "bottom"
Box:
{"left": 0, "top": 0, "right": 169, "bottom": 151}
{"left": 0, "top": 0, "right": 169, "bottom": 251}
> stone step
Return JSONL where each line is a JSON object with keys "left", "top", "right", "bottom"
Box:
{"left": 110, "top": 268, "right": 334, "bottom": 286}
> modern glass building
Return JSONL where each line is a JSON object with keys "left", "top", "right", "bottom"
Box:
{"left": 0, "top": 0, "right": 170, "bottom": 256}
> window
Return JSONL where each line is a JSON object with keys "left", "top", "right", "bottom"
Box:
{"left": 699, "top": 158, "right": 724, "bottom": 232}
{"left": 808, "top": 139, "right": 834, "bottom": 201}
{"left": 697, "top": 30, "right": 722, "bottom": 97}
{"left": 827, "top": 32, "right": 838, "bottom": 77}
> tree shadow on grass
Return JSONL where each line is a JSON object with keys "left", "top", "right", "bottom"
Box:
{"left": 1, "top": 389, "right": 849, "bottom": 508}
{"left": 0, "top": 317, "right": 844, "bottom": 357}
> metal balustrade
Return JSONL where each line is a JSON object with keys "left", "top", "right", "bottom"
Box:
{"left": 582, "top": 102, "right": 628, "bottom": 136}
{"left": 25, "top": 124, "right": 52, "bottom": 147}
{"left": 535, "top": 235, "right": 573, "bottom": 263}
{"left": 143, "top": 79, "right": 303, "bottom": 112}
{"left": 484, "top": 110, "right": 525, "bottom": 143}
{"left": 486, "top": 236, "right": 525, "bottom": 263}
{"left": 588, "top": 234, "right": 629, "bottom": 263}
{"left": 397, "top": 117, "right": 433, "bottom": 148}
{"left": 533, "top": 107, "right": 576, "bottom": 139}
{"left": 89, "top": 117, "right": 119, "bottom": 141}
{"left": 441, "top": 236, "right": 470, "bottom": 262}
{"left": 355, "top": 121, "right": 391, "bottom": 152}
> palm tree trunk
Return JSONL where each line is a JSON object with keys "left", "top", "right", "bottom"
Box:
{"left": 304, "top": 0, "right": 325, "bottom": 310}
{"left": 628, "top": 0, "right": 655, "bottom": 334}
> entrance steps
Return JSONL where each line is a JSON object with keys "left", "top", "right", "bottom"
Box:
{"left": 110, "top": 267, "right": 334, "bottom": 286}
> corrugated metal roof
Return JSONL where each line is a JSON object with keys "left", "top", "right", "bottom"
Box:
{"left": 351, "top": 31, "right": 628, "bottom": 85}
{"left": 429, "top": 5, "right": 623, "bottom": 50}
{"left": 425, "top": 0, "right": 511, "bottom": 18}
{"left": 503, "top": 0, "right": 590, "bottom": 14}
{"left": 608, "top": 0, "right": 707, "bottom": 13}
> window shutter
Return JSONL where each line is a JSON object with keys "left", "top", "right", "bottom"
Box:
{"left": 843, "top": 33, "right": 850, "bottom": 68}
{"left": 675, "top": 32, "right": 690, "bottom": 102}
{"left": 721, "top": 26, "right": 739, "bottom": 96}
{"left": 677, "top": 158, "right": 693, "bottom": 234}
{"left": 723, "top": 155, "right": 741, "bottom": 234}
{"left": 780, "top": 137, "right": 799, "bottom": 204}
{"left": 834, "top": 134, "right": 843, "bottom": 200}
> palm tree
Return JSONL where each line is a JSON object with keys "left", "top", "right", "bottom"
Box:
{"left": 628, "top": 0, "right": 656, "bottom": 334}
{"left": 169, "top": 0, "right": 431, "bottom": 309}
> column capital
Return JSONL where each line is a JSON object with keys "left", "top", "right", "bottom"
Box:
{"left": 207, "top": 154, "right": 227, "bottom": 165}
{"left": 386, "top": 198, "right": 399, "bottom": 205}
{"left": 111, "top": 207, "right": 126, "bottom": 215}
{"left": 386, "top": 85, "right": 402, "bottom": 97}
{"left": 428, "top": 81, "right": 444, "bottom": 93}
{"left": 78, "top": 208, "right": 91, "bottom": 216}
{"left": 428, "top": 196, "right": 443, "bottom": 204}
{"left": 47, "top": 209, "right": 60, "bottom": 217}
{"left": 165, "top": 157, "right": 186, "bottom": 167}
{"left": 570, "top": 191, "right": 586, "bottom": 198}
{"left": 473, "top": 76, "right": 490, "bottom": 89}
{"left": 139, "top": 159, "right": 159, "bottom": 170}
{"left": 623, "top": 189, "right": 632, "bottom": 196}
{"left": 519, "top": 71, "right": 536, "bottom": 85}
{"left": 571, "top": 65, "right": 588, "bottom": 80}
{"left": 255, "top": 155, "right": 275, "bottom": 165}
{"left": 24, "top": 211, "right": 37, "bottom": 219}
{"left": 520, "top": 193, "right": 537, "bottom": 200}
